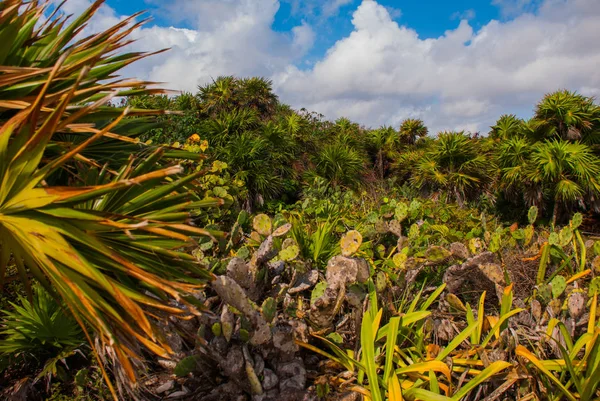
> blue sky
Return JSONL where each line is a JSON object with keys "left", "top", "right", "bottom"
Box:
{"left": 107, "top": 0, "right": 502, "bottom": 65}
{"left": 78, "top": 0, "right": 600, "bottom": 133}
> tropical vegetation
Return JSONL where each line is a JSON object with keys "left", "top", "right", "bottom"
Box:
{"left": 1, "top": 1, "right": 600, "bottom": 400}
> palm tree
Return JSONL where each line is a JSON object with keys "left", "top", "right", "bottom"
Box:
{"left": 529, "top": 140, "right": 600, "bottom": 225}
{"left": 0, "top": 1, "right": 225, "bottom": 395}
{"left": 399, "top": 118, "right": 428, "bottom": 145}
{"left": 367, "top": 126, "right": 399, "bottom": 179}
{"left": 490, "top": 114, "right": 525, "bottom": 140}
{"left": 534, "top": 90, "right": 597, "bottom": 142}
{"left": 240, "top": 77, "right": 279, "bottom": 119}
{"left": 313, "top": 143, "right": 365, "bottom": 188}
{"left": 412, "top": 132, "right": 494, "bottom": 205}
{"left": 498, "top": 137, "right": 600, "bottom": 224}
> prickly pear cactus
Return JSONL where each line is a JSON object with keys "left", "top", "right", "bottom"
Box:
{"left": 253, "top": 214, "right": 272, "bottom": 236}
{"left": 538, "top": 283, "right": 552, "bottom": 301}
{"left": 571, "top": 212, "right": 583, "bottom": 229}
{"left": 279, "top": 243, "right": 300, "bottom": 261}
{"left": 488, "top": 233, "right": 502, "bottom": 253}
{"left": 388, "top": 219, "right": 402, "bottom": 236}
{"left": 311, "top": 282, "right": 327, "bottom": 305}
{"left": 409, "top": 199, "right": 422, "bottom": 218}
{"left": 593, "top": 255, "right": 600, "bottom": 274}
{"left": 375, "top": 220, "right": 389, "bottom": 234}
{"left": 376, "top": 271, "right": 387, "bottom": 292}
{"left": 468, "top": 237, "right": 482, "bottom": 254}
{"left": 548, "top": 232, "right": 560, "bottom": 247}
{"left": 394, "top": 202, "right": 409, "bottom": 222}
{"left": 340, "top": 230, "right": 362, "bottom": 256}
{"left": 559, "top": 226, "right": 573, "bottom": 247}
{"left": 528, "top": 206, "right": 538, "bottom": 225}
{"left": 550, "top": 275, "right": 567, "bottom": 299}
{"left": 272, "top": 222, "right": 292, "bottom": 237}
{"left": 589, "top": 277, "right": 600, "bottom": 297}
{"left": 408, "top": 224, "right": 420, "bottom": 239}
{"left": 212, "top": 322, "right": 222, "bottom": 337}
{"left": 174, "top": 355, "right": 201, "bottom": 377}
{"left": 524, "top": 225, "right": 534, "bottom": 246}
{"left": 425, "top": 246, "right": 452, "bottom": 263}
{"left": 249, "top": 231, "right": 262, "bottom": 246}
{"left": 261, "top": 297, "right": 277, "bottom": 323}
{"left": 221, "top": 305, "right": 234, "bottom": 342}
{"left": 392, "top": 252, "right": 407, "bottom": 269}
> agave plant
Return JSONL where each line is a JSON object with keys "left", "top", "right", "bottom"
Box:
{"left": 0, "top": 0, "right": 226, "bottom": 395}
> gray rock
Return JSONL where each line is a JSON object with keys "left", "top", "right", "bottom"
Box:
{"left": 443, "top": 252, "right": 504, "bottom": 300}
{"left": 157, "top": 359, "right": 177, "bottom": 370}
{"left": 273, "top": 323, "right": 299, "bottom": 356}
{"left": 262, "top": 369, "right": 279, "bottom": 390}
{"left": 222, "top": 346, "right": 245, "bottom": 377}
{"left": 155, "top": 380, "right": 175, "bottom": 394}
{"left": 277, "top": 359, "right": 306, "bottom": 393}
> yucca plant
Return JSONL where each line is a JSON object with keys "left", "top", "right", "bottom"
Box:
{"left": 0, "top": 0, "right": 226, "bottom": 396}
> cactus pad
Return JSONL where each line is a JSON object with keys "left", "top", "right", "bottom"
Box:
{"left": 571, "top": 212, "right": 583, "bottom": 229}
{"left": 589, "top": 277, "right": 600, "bottom": 297}
{"left": 528, "top": 206, "right": 538, "bottom": 225}
{"left": 272, "top": 222, "right": 292, "bottom": 237}
{"left": 425, "top": 246, "right": 452, "bottom": 263}
{"left": 253, "top": 214, "right": 272, "bottom": 236}
{"left": 388, "top": 219, "right": 402, "bottom": 236}
{"left": 551, "top": 275, "right": 567, "bottom": 299}
{"left": 261, "top": 297, "right": 277, "bottom": 323}
{"left": 279, "top": 244, "right": 300, "bottom": 261}
{"left": 394, "top": 203, "right": 409, "bottom": 222}
{"left": 392, "top": 252, "right": 407, "bottom": 269}
{"left": 340, "top": 230, "right": 362, "bottom": 256}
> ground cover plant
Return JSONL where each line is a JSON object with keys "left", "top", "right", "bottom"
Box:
{"left": 1, "top": 1, "right": 600, "bottom": 400}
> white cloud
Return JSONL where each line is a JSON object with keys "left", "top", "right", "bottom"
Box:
{"left": 322, "top": 0, "right": 354, "bottom": 18}
{"left": 273, "top": 0, "right": 600, "bottom": 133}
{"left": 451, "top": 9, "right": 476, "bottom": 21}
{"left": 52, "top": 0, "right": 600, "bottom": 135}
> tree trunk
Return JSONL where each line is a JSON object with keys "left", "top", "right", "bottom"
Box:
{"left": 551, "top": 201, "right": 560, "bottom": 228}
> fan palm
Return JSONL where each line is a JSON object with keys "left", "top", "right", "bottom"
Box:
{"left": 412, "top": 132, "right": 494, "bottom": 205}
{"left": 534, "top": 90, "right": 598, "bottom": 143}
{"left": 313, "top": 143, "right": 365, "bottom": 188}
{"left": 490, "top": 114, "right": 525, "bottom": 140}
{"left": 528, "top": 140, "right": 600, "bottom": 225}
{"left": 498, "top": 137, "right": 600, "bottom": 224}
{"left": 367, "top": 126, "right": 399, "bottom": 179}
{"left": 399, "top": 118, "right": 428, "bottom": 145}
{"left": 0, "top": 1, "right": 226, "bottom": 396}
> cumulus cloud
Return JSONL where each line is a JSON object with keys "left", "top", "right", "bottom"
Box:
{"left": 52, "top": 0, "right": 600, "bottom": 134}
{"left": 273, "top": 0, "right": 600, "bottom": 133}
